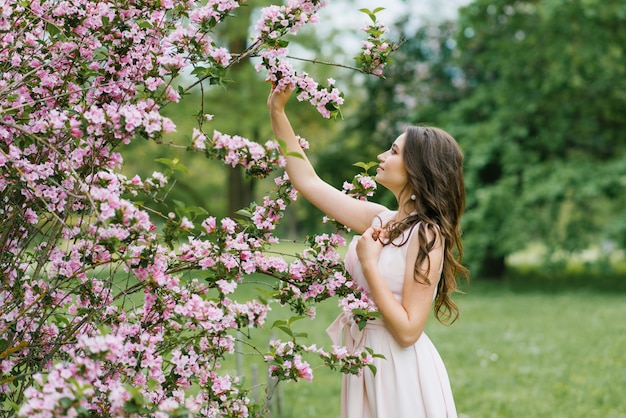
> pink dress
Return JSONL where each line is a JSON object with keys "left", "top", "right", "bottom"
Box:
{"left": 326, "top": 211, "right": 457, "bottom": 418}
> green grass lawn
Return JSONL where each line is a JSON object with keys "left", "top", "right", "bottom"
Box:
{"left": 436, "top": 283, "right": 626, "bottom": 418}
{"left": 230, "top": 278, "right": 626, "bottom": 418}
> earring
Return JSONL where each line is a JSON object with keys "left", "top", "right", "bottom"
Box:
{"left": 410, "top": 194, "right": 416, "bottom": 201}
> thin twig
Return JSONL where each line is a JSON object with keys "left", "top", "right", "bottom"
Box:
{"left": 284, "top": 54, "right": 386, "bottom": 78}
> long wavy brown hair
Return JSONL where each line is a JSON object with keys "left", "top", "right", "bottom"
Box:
{"left": 381, "top": 126, "right": 469, "bottom": 324}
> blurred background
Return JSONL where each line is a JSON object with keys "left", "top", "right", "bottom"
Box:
{"left": 119, "top": 1, "right": 626, "bottom": 416}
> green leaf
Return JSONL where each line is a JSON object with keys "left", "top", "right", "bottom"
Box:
{"left": 256, "top": 287, "right": 279, "bottom": 300}
{"left": 185, "top": 205, "right": 208, "bottom": 217}
{"left": 288, "top": 315, "right": 306, "bottom": 325}
{"left": 367, "top": 364, "right": 378, "bottom": 375}
{"left": 173, "top": 200, "right": 186, "bottom": 210}
{"left": 137, "top": 19, "right": 153, "bottom": 29}
{"left": 275, "top": 137, "right": 288, "bottom": 151}
{"left": 358, "top": 7, "right": 385, "bottom": 23}
{"left": 59, "top": 397, "right": 73, "bottom": 409}
{"left": 357, "top": 318, "right": 367, "bottom": 331}
{"left": 276, "top": 325, "right": 293, "bottom": 337}
{"left": 271, "top": 319, "right": 287, "bottom": 328}
{"left": 52, "top": 313, "right": 70, "bottom": 326}
{"left": 155, "top": 157, "right": 188, "bottom": 174}
{"left": 353, "top": 161, "right": 378, "bottom": 172}
{"left": 155, "top": 157, "right": 175, "bottom": 169}
{"left": 365, "top": 346, "right": 386, "bottom": 359}
{"left": 191, "top": 66, "right": 209, "bottom": 77}
{"left": 46, "top": 23, "right": 61, "bottom": 37}
{"left": 286, "top": 151, "right": 304, "bottom": 159}
{"left": 236, "top": 209, "right": 253, "bottom": 218}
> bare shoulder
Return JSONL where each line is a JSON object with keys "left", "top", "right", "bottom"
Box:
{"left": 405, "top": 223, "right": 444, "bottom": 265}
{"left": 409, "top": 222, "right": 443, "bottom": 247}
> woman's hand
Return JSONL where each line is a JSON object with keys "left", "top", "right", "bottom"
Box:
{"left": 267, "top": 85, "right": 294, "bottom": 113}
{"left": 356, "top": 226, "right": 385, "bottom": 274}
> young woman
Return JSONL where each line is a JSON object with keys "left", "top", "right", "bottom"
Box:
{"left": 268, "top": 86, "right": 468, "bottom": 418}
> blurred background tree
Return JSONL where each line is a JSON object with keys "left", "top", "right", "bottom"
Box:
{"left": 341, "top": 0, "right": 626, "bottom": 278}
{"left": 449, "top": 0, "right": 626, "bottom": 278}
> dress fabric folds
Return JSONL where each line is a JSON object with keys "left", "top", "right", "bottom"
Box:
{"left": 326, "top": 211, "right": 457, "bottom": 418}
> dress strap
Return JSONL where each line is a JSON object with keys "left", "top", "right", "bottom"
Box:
{"left": 371, "top": 209, "right": 396, "bottom": 228}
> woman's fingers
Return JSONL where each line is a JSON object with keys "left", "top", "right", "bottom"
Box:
{"left": 366, "top": 226, "right": 383, "bottom": 242}
{"left": 267, "top": 85, "right": 295, "bottom": 109}
{"left": 359, "top": 227, "right": 384, "bottom": 249}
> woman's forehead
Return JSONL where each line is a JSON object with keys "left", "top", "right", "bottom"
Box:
{"left": 393, "top": 133, "right": 407, "bottom": 148}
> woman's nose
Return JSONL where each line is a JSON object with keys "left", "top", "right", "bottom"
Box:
{"left": 377, "top": 151, "right": 385, "bottom": 161}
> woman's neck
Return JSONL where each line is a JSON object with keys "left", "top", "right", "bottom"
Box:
{"left": 395, "top": 204, "right": 415, "bottom": 223}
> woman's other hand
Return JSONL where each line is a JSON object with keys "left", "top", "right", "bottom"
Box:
{"left": 356, "top": 226, "right": 385, "bottom": 272}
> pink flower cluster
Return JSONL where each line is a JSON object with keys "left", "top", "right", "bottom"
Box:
{"left": 253, "top": 0, "right": 327, "bottom": 43}
{"left": 265, "top": 340, "right": 314, "bottom": 382}
{"left": 343, "top": 173, "right": 378, "bottom": 201}
{"left": 206, "top": 129, "right": 286, "bottom": 178}
{"left": 324, "top": 170, "right": 378, "bottom": 232}
{"left": 355, "top": 9, "right": 397, "bottom": 76}
{"left": 264, "top": 339, "right": 378, "bottom": 383}
{"left": 257, "top": 48, "right": 345, "bottom": 118}
{"left": 165, "top": 0, "right": 245, "bottom": 81}
{"left": 252, "top": 1, "right": 349, "bottom": 119}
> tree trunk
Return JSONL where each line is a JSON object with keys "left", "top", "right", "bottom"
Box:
{"left": 228, "top": 166, "right": 254, "bottom": 216}
{"left": 224, "top": 7, "right": 255, "bottom": 217}
{"left": 479, "top": 247, "right": 507, "bottom": 279}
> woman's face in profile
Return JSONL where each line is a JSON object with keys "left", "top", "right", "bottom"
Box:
{"left": 376, "top": 133, "right": 409, "bottom": 194}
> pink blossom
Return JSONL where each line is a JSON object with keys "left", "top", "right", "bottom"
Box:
{"left": 217, "top": 280, "right": 237, "bottom": 294}
{"left": 192, "top": 128, "right": 207, "bottom": 150}
{"left": 220, "top": 217, "right": 237, "bottom": 234}
{"left": 180, "top": 216, "right": 194, "bottom": 229}
{"left": 293, "top": 355, "right": 313, "bottom": 381}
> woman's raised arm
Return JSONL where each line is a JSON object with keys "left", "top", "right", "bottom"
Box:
{"left": 268, "top": 87, "right": 385, "bottom": 234}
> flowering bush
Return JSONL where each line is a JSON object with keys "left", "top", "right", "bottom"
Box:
{"left": 0, "top": 0, "right": 394, "bottom": 416}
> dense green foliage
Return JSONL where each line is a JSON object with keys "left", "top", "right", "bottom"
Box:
{"left": 342, "top": 0, "right": 626, "bottom": 277}
{"left": 452, "top": 0, "right": 626, "bottom": 277}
